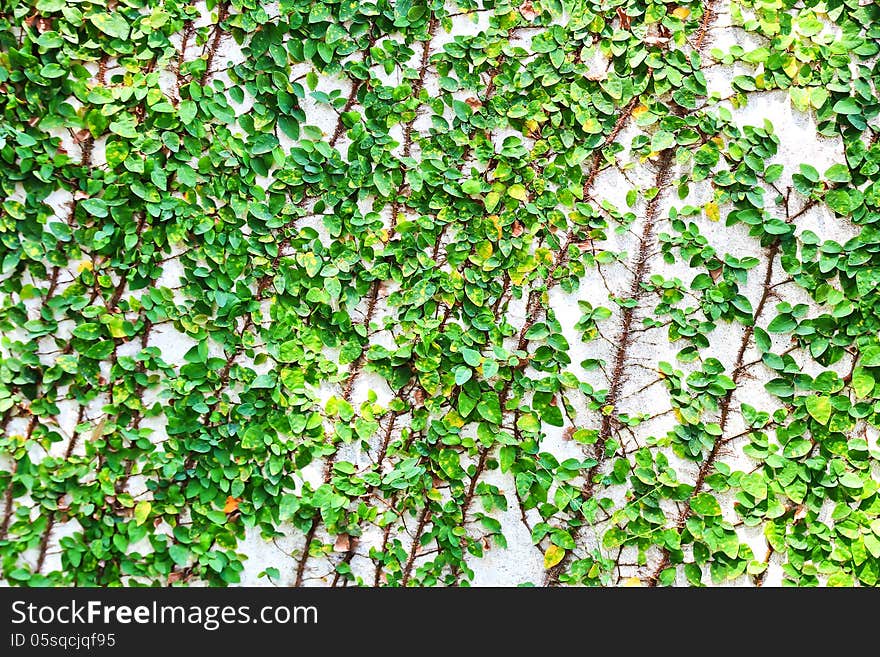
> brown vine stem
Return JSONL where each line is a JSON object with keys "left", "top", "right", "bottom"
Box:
{"left": 544, "top": 147, "right": 676, "bottom": 586}
{"left": 0, "top": 54, "right": 111, "bottom": 548}
{"left": 450, "top": 62, "right": 643, "bottom": 587}
{"left": 0, "top": 416, "right": 37, "bottom": 541}
{"left": 288, "top": 36, "right": 390, "bottom": 587}
{"left": 334, "top": 24, "right": 432, "bottom": 410}
{"left": 544, "top": 0, "right": 721, "bottom": 588}
{"left": 646, "top": 240, "right": 780, "bottom": 586}
{"left": 199, "top": 2, "right": 230, "bottom": 86}
{"left": 400, "top": 504, "right": 431, "bottom": 585}
{"left": 174, "top": 53, "right": 369, "bottom": 581}
{"left": 0, "top": 55, "right": 107, "bottom": 432}
{"left": 34, "top": 405, "right": 85, "bottom": 574}
{"left": 305, "top": 22, "right": 456, "bottom": 586}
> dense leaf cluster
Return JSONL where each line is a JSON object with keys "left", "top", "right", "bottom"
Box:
{"left": 1, "top": 0, "right": 879, "bottom": 586}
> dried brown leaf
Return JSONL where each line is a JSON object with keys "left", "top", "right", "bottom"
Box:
{"left": 223, "top": 496, "right": 240, "bottom": 514}
{"left": 519, "top": 1, "right": 539, "bottom": 21}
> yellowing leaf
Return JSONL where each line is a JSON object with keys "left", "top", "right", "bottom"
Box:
{"left": 705, "top": 201, "right": 720, "bottom": 222}
{"left": 632, "top": 104, "right": 649, "bottom": 117}
{"left": 544, "top": 544, "right": 565, "bottom": 569}
{"left": 805, "top": 395, "right": 831, "bottom": 425}
{"left": 622, "top": 577, "right": 642, "bottom": 587}
{"left": 107, "top": 316, "right": 126, "bottom": 338}
{"left": 223, "top": 496, "right": 240, "bottom": 514}
{"left": 134, "top": 501, "right": 151, "bottom": 526}
{"left": 508, "top": 184, "right": 528, "bottom": 202}
{"left": 488, "top": 214, "right": 502, "bottom": 240}
{"left": 443, "top": 409, "right": 465, "bottom": 428}
{"left": 672, "top": 7, "right": 691, "bottom": 19}
{"left": 78, "top": 260, "right": 93, "bottom": 272}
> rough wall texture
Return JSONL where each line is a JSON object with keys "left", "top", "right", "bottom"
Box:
{"left": 1, "top": 0, "right": 879, "bottom": 587}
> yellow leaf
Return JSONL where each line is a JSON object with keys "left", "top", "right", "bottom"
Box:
{"left": 77, "top": 260, "right": 93, "bottom": 272}
{"left": 544, "top": 544, "right": 565, "bottom": 569}
{"left": 443, "top": 409, "right": 465, "bottom": 429}
{"left": 223, "top": 496, "right": 240, "bottom": 514}
{"left": 508, "top": 184, "right": 528, "bottom": 202}
{"left": 705, "top": 201, "right": 720, "bottom": 222}
{"left": 622, "top": 577, "right": 643, "bottom": 587}
{"left": 632, "top": 104, "right": 649, "bottom": 117}
{"left": 107, "top": 316, "right": 126, "bottom": 338}
{"left": 134, "top": 500, "right": 151, "bottom": 526}
{"left": 672, "top": 7, "right": 691, "bottom": 19}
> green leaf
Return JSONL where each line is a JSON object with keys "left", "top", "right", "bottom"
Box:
{"left": 741, "top": 473, "right": 767, "bottom": 500}
{"left": 516, "top": 413, "right": 540, "bottom": 433}
{"left": 168, "top": 544, "right": 189, "bottom": 567}
{"left": 373, "top": 169, "right": 392, "bottom": 197}
{"left": 852, "top": 367, "right": 874, "bottom": 398}
{"left": 109, "top": 114, "right": 138, "bottom": 139}
{"left": 651, "top": 130, "right": 676, "bottom": 151}
{"left": 477, "top": 395, "right": 502, "bottom": 425}
{"left": 824, "top": 164, "right": 851, "bottom": 183}
{"left": 805, "top": 395, "right": 831, "bottom": 425}
{"left": 767, "top": 314, "right": 795, "bottom": 333}
{"left": 105, "top": 141, "right": 129, "bottom": 167}
{"left": 524, "top": 322, "right": 550, "bottom": 341}
{"left": 499, "top": 446, "right": 515, "bottom": 473}
{"left": 89, "top": 12, "right": 130, "bottom": 39}
{"left": 461, "top": 179, "right": 482, "bottom": 195}
{"left": 72, "top": 323, "right": 102, "bottom": 340}
{"left": 862, "top": 346, "right": 880, "bottom": 367}
{"left": 438, "top": 448, "right": 461, "bottom": 477}
{"left": 783, "top": 437, "right": 812, "bottom": 459}
{"left": 454, "top": 366, "right": 472, "bottom": 385}
{"left": 242, "top": 426, "right": 264, "bottom": 449}
{"left": 461, "top": 348, "right": 481, "bottom": 367}
{"left": 250, "top": 133, "right": 279, "bottom": 155}
{"left": 179, "top": 100, "right": 197, "bottom": 124}
{"left": 691, "top": 493, "right": 721, "bottom": 517}
{"left": 80, "top": 198, "right": 108, "bottom": 218}
{"left": 764, "top": 164, "right": 784, "bottom": 183}
{"left": 279, "top": 495, "right": 298, "bottom": 520}
{"left": 832, "top": 98, "right": 860, "bottom": 115}
{"left": 838, "top": 472, "right": 863, "bottom": 489}
{"left": 825, "top": 189, "right": 856, "bottom": 214}
{"left": 55, "top": 354, "right": 78, "bottom": 374}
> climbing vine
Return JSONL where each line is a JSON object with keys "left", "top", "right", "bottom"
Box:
{"left": 1, "top": 0, "right": 878, "bottom": 587}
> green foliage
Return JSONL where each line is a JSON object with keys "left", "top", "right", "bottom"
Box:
{"left": 1, "top": 0, "right": 879, "bottom": 588}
